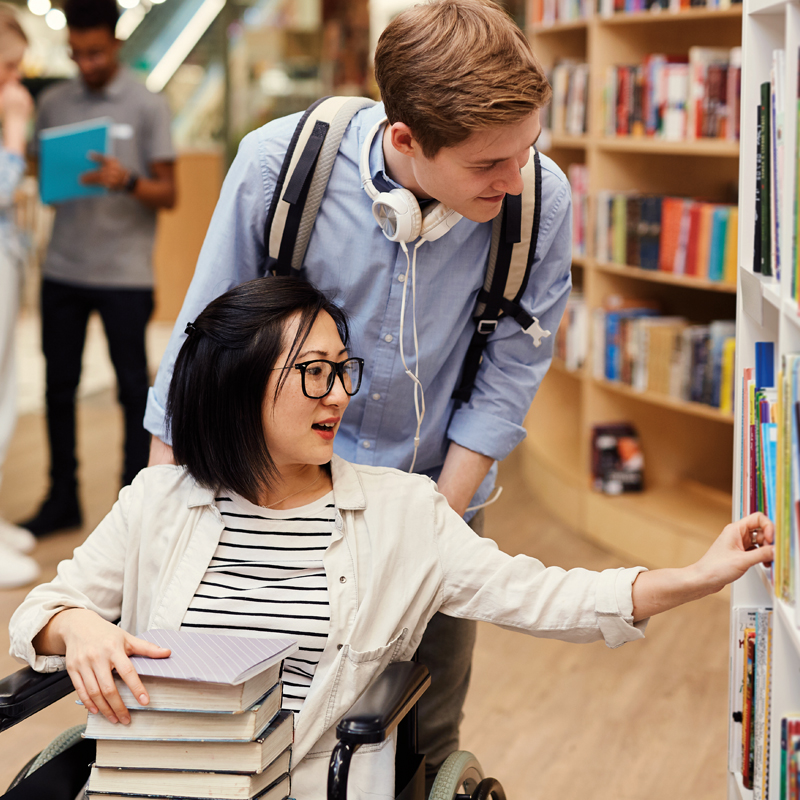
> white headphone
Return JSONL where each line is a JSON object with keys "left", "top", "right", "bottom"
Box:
{"left": 360, "top": 117, "right": 462, "bottom": 244}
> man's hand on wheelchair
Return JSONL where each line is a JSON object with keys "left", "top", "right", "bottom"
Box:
{"left": 32, "top": 609, "right": 170, "bottom": 725}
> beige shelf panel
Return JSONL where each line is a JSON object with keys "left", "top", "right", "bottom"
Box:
{"left": 596, "top": 136, "right": 740, "bottom": 157}
{"left": 598, "top": 5, "right": 743, "bottom": 24}
{"left": 590, "top": 377, "right": 735, "bottom": 423}
{"left": 594, "top": 260, "right": 738, "bottom": 293}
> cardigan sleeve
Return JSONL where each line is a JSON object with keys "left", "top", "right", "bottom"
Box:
{"left": 8, "top": 487, "right": 134, "bottom": 672}
{"left": 430, "top": 488, "right": 648, "bottom": 648}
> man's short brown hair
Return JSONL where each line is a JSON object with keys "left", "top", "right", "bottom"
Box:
{"left": 0, "top": 3, "right": 28, "bottom": 52}
{"left": 374, "top": 0, "right": 551, "bottom": 158}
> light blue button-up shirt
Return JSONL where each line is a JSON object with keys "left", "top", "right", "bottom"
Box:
{"left": 145, "top": 102, "right": 572, "bottom": 517}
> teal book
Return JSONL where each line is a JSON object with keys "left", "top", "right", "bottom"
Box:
{"left": 707, "top": 206, "right": 730, "bottom": 282}
{"left": 39, "top": 116, "right": 111, "bottom": 205}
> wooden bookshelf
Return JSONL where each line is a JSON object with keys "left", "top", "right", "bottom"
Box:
{"left": 525, "top": 6, "right": 740, "bottom": 568}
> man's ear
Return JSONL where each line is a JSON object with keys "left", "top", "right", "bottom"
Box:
{"left": 388, "top": 122, "right": 422, "bottom": 159}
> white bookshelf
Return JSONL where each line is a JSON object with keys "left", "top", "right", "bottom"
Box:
{"left": 729, "top": 0, "right": 800, "bottom": 796}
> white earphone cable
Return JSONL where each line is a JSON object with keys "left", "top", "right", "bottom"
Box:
{"left": 465, "top": 486, "right": 503, "bottom": 513}
{"left": 398, "top": 239, "right": 426, "bottom": 474}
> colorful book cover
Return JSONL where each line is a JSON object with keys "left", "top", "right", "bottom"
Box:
{"left": 695, "top": 203, "right": 715, "bottom": 279}
{"left": 761, "top": 81, "right": 773, "bottom": 276}
{"left": 684, "top": 203, "right": 704, "bottom": 276}
{"left": 659, "top": 196, "right": 684, "bottom": 272}
{"left": 724, "top": 206, "right": 739, "bottom": 285}
{"left": 743, "top": 627, "right": 756, "bottom": 789}
{"left": 708, "top": 206, "right": 730, "bottom": 282}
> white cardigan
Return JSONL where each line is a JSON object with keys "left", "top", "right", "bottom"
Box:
{"left": 9, "top": 456, "right": 647, "bottom": 799}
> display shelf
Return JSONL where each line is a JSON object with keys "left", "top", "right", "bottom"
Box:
{"left": 594, "top": 260, "right": 738, "bottom": 293}
{"left": 591, "top": 377, "right": 735, "bottom": 423}
{"left": 595, "top": 136, "right": 741, "bottom": 157}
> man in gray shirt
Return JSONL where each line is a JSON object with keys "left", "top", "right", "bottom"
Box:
{"left": 22, "top": 0, "right": 176, "bottom": 536}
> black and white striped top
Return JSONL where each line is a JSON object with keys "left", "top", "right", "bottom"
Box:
{"left": 182, "top": 491, "right": 335, "bottom": 714}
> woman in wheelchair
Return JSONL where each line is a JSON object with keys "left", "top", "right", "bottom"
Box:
{"left": 9, "top": 277, "right": 774, "bottom": 799}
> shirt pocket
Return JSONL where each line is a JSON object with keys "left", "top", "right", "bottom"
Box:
{"left": 321, "top": 627, "right": 408, "bottom": 735}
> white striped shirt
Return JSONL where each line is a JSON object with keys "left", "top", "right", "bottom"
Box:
{"left": 182, "top": 491, "right": 334, "bottom": 713}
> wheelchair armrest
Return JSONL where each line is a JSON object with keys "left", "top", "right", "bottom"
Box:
{"left": 0, "top": 666, "right": 75, "bottom": 733}
{"left": 335, "top": 661, "right": 430, "bottom": 746}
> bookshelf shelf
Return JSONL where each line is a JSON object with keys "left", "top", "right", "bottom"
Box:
{"left": 549, "top": 134, "right": 589, "bottom": 149}
{"left": 595, "top": 136, "right": 740, "bottom": 157}
{"left": 594, "top": 260, "right": 738, "bottom": 292}
{"left": 598, "top": 5, "right": 743, "bottom": 24}
{"left": 529, "top": 18, "right": 590, "bottom": 33}
{"left": 591, "top": 376, "right": 735, "bottom": 423}
{"left": 550, "top": 357, "right": 584, "bottom": 378}
{"left": 527, "top": 0, "right": 741, "bottom": 569}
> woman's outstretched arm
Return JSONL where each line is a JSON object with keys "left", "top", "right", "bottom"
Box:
{"left": 631, "top": 512, "right": 774, "bottom": 621}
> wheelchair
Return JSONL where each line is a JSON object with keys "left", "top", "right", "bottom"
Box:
{"left": 0, "top": 660, "right": 506, "bottom": 800}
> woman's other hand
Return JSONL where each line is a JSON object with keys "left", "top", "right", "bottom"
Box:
{"left": 631, "top": 512, "right": 774, "bottom": 621}
{"left": 33, "top": 608, "right": 170, "bottom": 724}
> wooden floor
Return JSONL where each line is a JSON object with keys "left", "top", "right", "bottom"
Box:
{"left": 0, "top": 389, "right": 732, "bottom": 797}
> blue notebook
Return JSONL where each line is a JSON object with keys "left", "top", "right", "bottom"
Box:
{"left": 39, "top": 117, "right": 112, "bottom": 205}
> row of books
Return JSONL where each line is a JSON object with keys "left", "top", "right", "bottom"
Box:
{"left": 591, "top": 297, "right": 736, "bottom": 411}
{"left": 549, "top": 61, "right": 589, "bottom": 137}
{"left": 553, "top": 290, "right": 588, "bottom": 371}
{"left": 531, "top": 0, "right": 740, "bottom": 25}
{"left": 595, "top": 191, "right": 739, "bottom": 284}
{"left": 83, "top": 629, "right": 296, "bottom": 800}
{"left": 603, "top": 47, "right": 741, "bottom": 141}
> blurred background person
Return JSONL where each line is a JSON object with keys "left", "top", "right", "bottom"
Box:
{"left": 20, "top": 0, "right": 175, "bottom": 537}
{"left": 0, "top": 3, "right": 39, "bottom": 587}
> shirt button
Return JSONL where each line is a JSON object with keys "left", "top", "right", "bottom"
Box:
{"left": 339, "top": 576, "right": 347, "bottom": 583}
{"left": 384, "top": 334, "right": 394, "bottom": 343}
{"left": 337, "top": 644, "right": 343, "bottom": 650}
{"left": 372, "top": 393, "right": 381, "bottom": 401}
{"left": 362, "top": 441, "right": 371, "bottom": 449}
{"left": 398, "top": 274, "right": 406, "bottom": 282}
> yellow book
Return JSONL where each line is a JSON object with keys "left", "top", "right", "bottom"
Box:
{"left": 723, "top": 206, "right": 739, "bottom": 285}
{"left": 719, "top": 338, "right": 736, "bottom": 415}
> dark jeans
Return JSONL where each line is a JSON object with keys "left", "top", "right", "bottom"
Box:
{"left": 418, "top": 509, "right": 482, "bottom": 782}
{"left": 41, "top": 278, "right": 153, "bottom": 490}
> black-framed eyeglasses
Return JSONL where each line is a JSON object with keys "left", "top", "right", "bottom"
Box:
{"left": 292, "top": 357, "right": 364, "bottom": 399}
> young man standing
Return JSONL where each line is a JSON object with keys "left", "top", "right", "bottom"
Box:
{"left": 22, "top": 0, "right": 176, "bottom": 536}
{"left": 145, "top": 0, "right": 571, "bottom": 784}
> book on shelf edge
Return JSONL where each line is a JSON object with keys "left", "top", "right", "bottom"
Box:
{"left": 83, "top": 684, "right": 283, "bottom": 742}
{"left": 94, "top": 709, "right": 294, "bottom": 773}
{"left": 85, "top": 771, "right": 290, "bottom": 800}
{"left": 88, "top": 748, "right": 291, "bottom": 800}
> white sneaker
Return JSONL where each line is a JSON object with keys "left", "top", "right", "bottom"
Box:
{"left": 0, "top": 541, "right": 39, "bottom": 589}
{"left": 0, "top": 517, "right": 37, "bottom": 554}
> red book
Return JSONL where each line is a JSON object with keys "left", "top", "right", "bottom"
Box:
{"left": 683, "top": 203, "right": 704, "bottom": 276}
{"left": 658, "top": 197, "right": 683, "bottom": 271}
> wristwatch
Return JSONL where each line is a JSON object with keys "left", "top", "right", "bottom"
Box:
{"left": 124, "top": 171, "right": 139, "bottom": 193}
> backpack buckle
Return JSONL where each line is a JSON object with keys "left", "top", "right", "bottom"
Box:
{"left": 476, "top": 319, "right": 498, "bottom": 335}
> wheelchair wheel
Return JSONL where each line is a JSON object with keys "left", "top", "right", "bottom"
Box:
{"left": 428, "top": 750, "right": 483, "bottom": 799}
{"left": 6, "top": 723, "right": 87, "bottom": 790}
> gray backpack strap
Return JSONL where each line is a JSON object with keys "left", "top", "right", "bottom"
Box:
{"left": 452, "top": 148, "right": 543, "bottom": 404}
{"left": 264, "top": 96, "right": 375, "bottom": 276}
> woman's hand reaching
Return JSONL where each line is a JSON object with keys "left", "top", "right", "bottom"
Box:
{"left": 32, "top": 608, "right": 170, "bottom": 725}
{"left": 631, "top": 512, "right": 775, "bottom": 622}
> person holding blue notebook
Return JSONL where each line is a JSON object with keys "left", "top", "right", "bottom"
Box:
{"left": 20, "top": 0, "right": 176, "bottom": 537}
{"left": 0, "top": 4, "right": 40, "bottom": 588}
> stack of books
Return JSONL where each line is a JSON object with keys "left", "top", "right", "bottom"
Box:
{"left": 83, "top": 629, "right": 297, "bottom": 800}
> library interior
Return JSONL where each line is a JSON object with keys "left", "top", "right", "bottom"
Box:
{"left": 0, "top": 0, "right": 796, "bottom": 797}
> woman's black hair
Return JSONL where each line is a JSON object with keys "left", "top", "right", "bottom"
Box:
{"left": 166, "top": 277, "right": 350, "bottom": 504}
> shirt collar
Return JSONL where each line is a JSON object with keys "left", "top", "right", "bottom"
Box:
{"left": 185, "top": 454, "right": 366, "bottom": 511}
{"left": 81, "top": 65, "right": 128, "bottom": 100}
